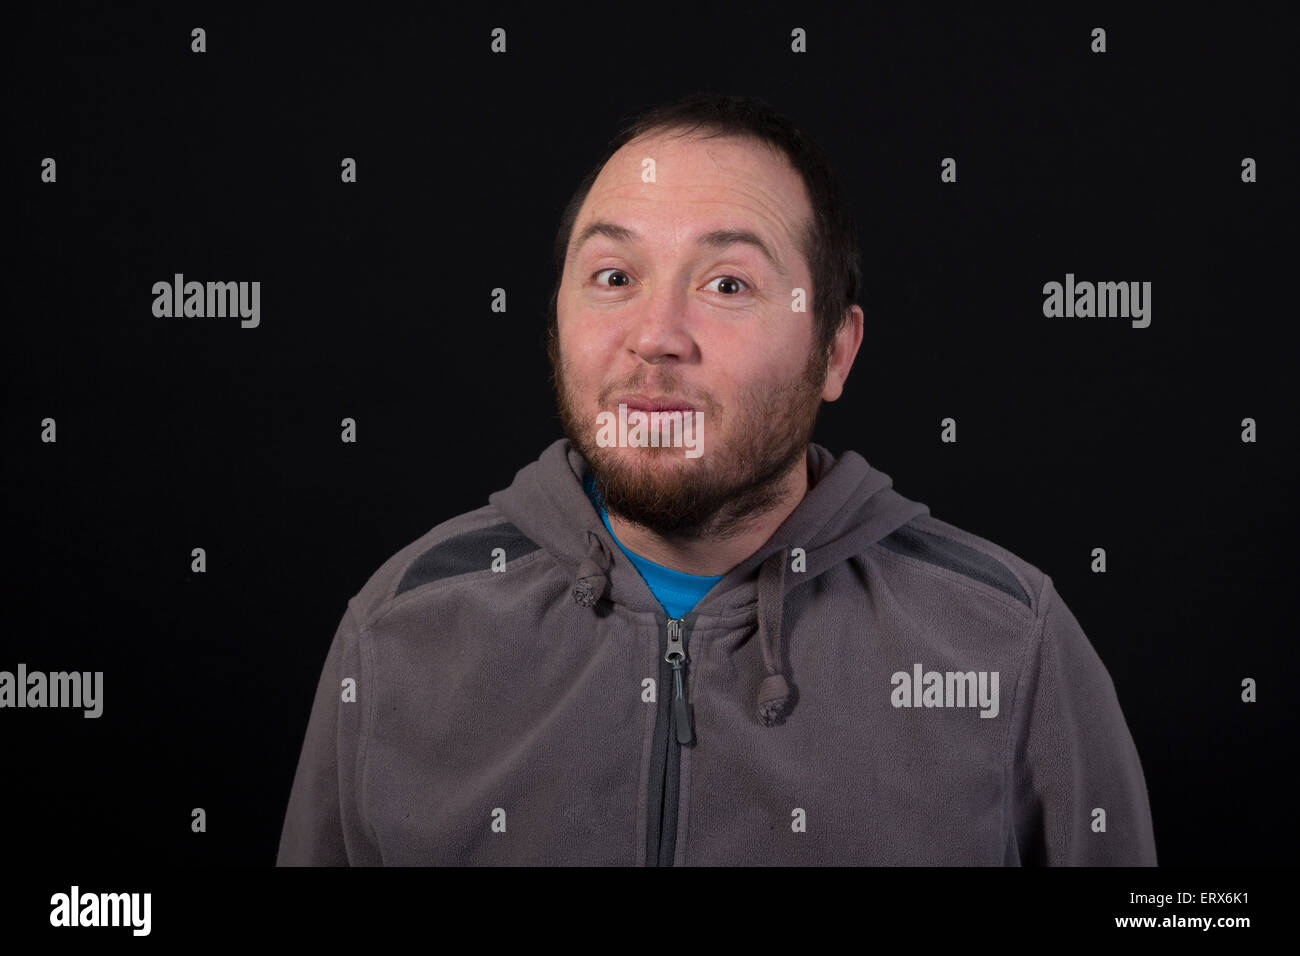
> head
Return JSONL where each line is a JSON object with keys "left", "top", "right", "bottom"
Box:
{"left": 547, "top": 92, "right": 864, "bottom": 540}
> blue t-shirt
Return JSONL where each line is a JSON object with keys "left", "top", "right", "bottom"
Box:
{"left": 582, "top": 475, "right": 722, "bottom": 619}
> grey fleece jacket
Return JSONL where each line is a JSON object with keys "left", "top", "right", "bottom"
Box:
{"left": 276, "top": 438, "right": 1158, "bottom": 866}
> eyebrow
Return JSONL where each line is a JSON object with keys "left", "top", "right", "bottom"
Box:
{"left": 570, "top": 220, "right": 788, "bottom": 277}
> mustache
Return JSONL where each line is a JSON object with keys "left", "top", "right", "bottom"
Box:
{"left": 598, "top": 383, "right": 711, "bottom": 412}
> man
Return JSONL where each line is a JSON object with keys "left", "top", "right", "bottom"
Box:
{"left": 276, "top": 92, "right": 1158, "bottom": 866}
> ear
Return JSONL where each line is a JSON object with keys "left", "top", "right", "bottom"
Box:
{"left": 821, "top": 304, "right": 864, "bottom": 402}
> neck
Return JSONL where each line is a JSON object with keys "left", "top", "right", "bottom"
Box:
{"left": 604, "top": 455, "right": 812, "bottom": 577}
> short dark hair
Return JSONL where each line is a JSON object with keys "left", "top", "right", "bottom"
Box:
{"left": 546, "top": 91, "right": 862, "bottom": 366}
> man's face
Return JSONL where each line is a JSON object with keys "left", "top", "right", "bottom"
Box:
{"left": 551, "top": 131, "right": 832, "bottom": 540}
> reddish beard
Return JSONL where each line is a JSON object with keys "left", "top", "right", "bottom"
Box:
{"left": 549, "top": 330, "right": 828, "bottom": 541}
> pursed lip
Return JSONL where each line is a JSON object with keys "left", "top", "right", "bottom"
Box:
{"left": 610, "top": 394, "right": 699, "bottom": 413}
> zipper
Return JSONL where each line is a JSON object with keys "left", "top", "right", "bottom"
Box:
{"left": 666, "top": 618, "right": 694, "bottom": 745}
{"left": 646, "top": 614, "right": 693, "bottom": 866}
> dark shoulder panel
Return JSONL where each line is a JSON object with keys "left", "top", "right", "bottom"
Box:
{"left": 878, "top": 524, "right": 1031, "bottom": 608}
{"left": 394, "top": 522, "right": 541, "bottom": 597}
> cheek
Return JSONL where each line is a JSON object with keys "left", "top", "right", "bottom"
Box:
{"left": 557, "top": 332, "right": 605, "bottom": 406}
{"left": 704, "top": 335, "right": 790, "bottom": 398}
{"left": 562, "top": 312, "right": 629, "bottom": 384}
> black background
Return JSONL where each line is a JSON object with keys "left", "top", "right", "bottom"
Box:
{"left": 4, "top": 4, "right": 1296, "bottom": 870}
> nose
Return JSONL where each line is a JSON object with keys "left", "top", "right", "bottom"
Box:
{"left": 624, "top": 282, "right": 695, "bottom": 364}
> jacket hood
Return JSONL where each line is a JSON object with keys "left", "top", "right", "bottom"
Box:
{"left": 488, "top": 438, "right": 930, "bottom": 727}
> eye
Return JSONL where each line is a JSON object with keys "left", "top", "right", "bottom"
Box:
{"left": 704, "top": 275, "right": 750, "bottom": 295}
{"left": 592, "top": 268, "right": 633, "bottom": 288}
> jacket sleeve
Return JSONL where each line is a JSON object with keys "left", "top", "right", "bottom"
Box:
{"left": 276, "top": 602, "right": 378, "bottom": 866}
{"left": 1007, "top": 575, "right": 1158, "bottom": 865}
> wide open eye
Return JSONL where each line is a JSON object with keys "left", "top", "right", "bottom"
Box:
{"left": 592, "top": 268, "right": 633, "bottom": 288}
{"left": 703, "top": 275, "right": 750, "bottom": 295}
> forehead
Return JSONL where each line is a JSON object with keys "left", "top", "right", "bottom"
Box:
{"left": 573, "top": 131, "right": 811, "bottom": 265}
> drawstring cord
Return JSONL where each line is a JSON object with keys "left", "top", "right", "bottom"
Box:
{"left": 754, "top": 550, "right": 791, "bottom": 726}
{"left": 572, "top": 530, "right": 612, "bottom": 608}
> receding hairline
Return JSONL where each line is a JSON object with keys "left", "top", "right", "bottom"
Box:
{"left": 564, "top": 126, "right": 815, "bottom": 274}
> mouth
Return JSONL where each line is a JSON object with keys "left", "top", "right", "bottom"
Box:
{"left": 612, "top": 394, "right": 699, "bottom": 414}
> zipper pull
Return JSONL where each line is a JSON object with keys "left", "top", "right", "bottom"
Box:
{"left": 666, "top": 618, "right": 693, "bottom": 745}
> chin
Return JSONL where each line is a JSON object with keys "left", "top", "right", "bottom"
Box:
{"left": 616, "top": 447, "right": 699, "bottom": 471}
